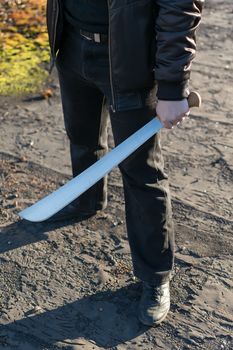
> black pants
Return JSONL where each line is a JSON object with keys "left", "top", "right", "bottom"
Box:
{"left": 56, "top": 25, "right": 174, "bottom": 284}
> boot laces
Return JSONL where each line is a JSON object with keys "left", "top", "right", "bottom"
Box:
{"left": 145, "top": 283, "right": 164, "bottom": 303}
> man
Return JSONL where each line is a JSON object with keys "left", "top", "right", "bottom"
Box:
{"left": 46, "top": 0, "right": 204, "bottom": 326}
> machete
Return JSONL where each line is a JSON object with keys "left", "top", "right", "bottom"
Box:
{"left": 19, "top": 91, "right": 201, "bottom": 222}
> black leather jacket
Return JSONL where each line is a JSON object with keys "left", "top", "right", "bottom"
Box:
{"left": 46, "top": 0, "right": 204, "bottom": 110}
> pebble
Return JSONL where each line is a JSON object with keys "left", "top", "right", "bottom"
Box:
{"left": 7, "top": 193, "right": 18, "bottom": 200}
{"left": 187, "top": 338, "right": 199, "bottom": 346}
{"left": 25, "top": 306, "right": 43, "bottom": 317}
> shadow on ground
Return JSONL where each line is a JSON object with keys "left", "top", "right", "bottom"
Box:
{"left": 1, "top": 282, "right": 147, "bottom": 348}
{"left": 0, "top": 218, "right": 86, "bottom": 255}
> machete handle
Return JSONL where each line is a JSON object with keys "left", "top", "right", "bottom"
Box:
{"left": 188, "top": 91, "right": 201, "bottom": 108}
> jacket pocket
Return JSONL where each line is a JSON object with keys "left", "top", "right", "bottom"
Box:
{"left": 110, "top": 0, "right": 155, "bottom": 92}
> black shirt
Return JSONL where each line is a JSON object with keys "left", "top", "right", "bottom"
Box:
{"left": 63, "top": 0, "right": 109, "bottom": 34}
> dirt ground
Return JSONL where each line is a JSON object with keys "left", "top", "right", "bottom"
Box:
{"left": 0, "top": 1, "right": 233, "bottom": 349}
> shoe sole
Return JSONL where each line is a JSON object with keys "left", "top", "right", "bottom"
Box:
{"left": 138, "top": 308, "right": 169, "bottom": 327}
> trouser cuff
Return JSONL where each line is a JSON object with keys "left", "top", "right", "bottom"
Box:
{"left": 134, "top": 269, "right": 173, "bottom": 285}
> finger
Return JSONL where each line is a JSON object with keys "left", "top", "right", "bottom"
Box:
{"left": 163, "top": 120, "right": 174, "bottom": 129}
{"left": 172, "top": 118, "right": 182, "bottom": 126}
{"left": 177, "top": 112, "right": 189, "bottom": 123}
{"left": 168, "top": 121, "right": 174, "bottom": 129}
{"left": 156, "top": 115, "right": 173, "bottom": 129}
{"left": 179, "top": 114, "right": 188, "bottom": 121}
{"left": 177, "top": 112, "right": 190, "bottom": 126}
{"left": 167, "top": 119, "right": 180, "bottom": 128}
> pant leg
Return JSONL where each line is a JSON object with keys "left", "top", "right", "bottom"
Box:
{"left": 81, "top": 35, "right": 175, "bottom": 283}
{"left": 56, "top": 51, "right": 109, "bottom": 212}
{"left": 109, "top": 89, "right": 174, "bottom": 284}
{"left": 56, "top": 25, "right": 174, "bottom": 282}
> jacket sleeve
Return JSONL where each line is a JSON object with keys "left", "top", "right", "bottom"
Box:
{"left": 154, "top": 0, "right": 204, "bottom": 100}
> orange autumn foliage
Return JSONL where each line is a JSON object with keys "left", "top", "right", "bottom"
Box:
{"left": 0, "top": 0, "right": 50, "bottom": 95}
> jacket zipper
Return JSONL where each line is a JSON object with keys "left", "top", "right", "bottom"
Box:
{"left": 107, "top": 0, "right": 116, "bottom": 112}
{"left": 49, "top": 0, "right": 60, "bottom": 72}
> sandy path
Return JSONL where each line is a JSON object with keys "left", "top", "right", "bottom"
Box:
{"left": 0, "top": 1, "right": 232, "bottom": 349}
